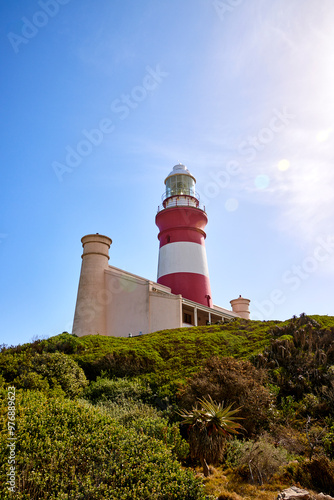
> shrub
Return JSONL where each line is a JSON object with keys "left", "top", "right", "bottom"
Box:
{"left": 93, "top": 350, "right": 159, "bottom": 378}
{"left": 324, "top": 426, "right": 334, "bottom": 459}
{"left": 95, "top": 397, "right": 160, "bottom": 422}
{"left": 31, "top": 352, "right": 88, "bottom": 398}
{"left": 0, "top": 352, "right": 35, "bottom": 382}
{"left": 13, "top": 371, "right": 50, "bottom": 392}
{"left": 178, "top": 357, "right": 273, "bottom": 435}
{"left": 41, "top": 332, "right": 84, "bottom": 354}
{"left": 234, "top": 435, "right": 290, "bottom": 485}
{"left": 83, "top": 376, "right": 152, "bottom": 404}
{"left": 281, "top": 456, "right": 334, "bottom": 496}
{"left": 269, "top": 424, "right": 308, "bottom": 456}
{"left": 1, "top": 352, "right": 87, "bottom": 398}
{"left": 217, "top": 491, "right": 243, "bottom": 500}
{"left": 0, "top": 389, "right": 206, "bottom": 500}
{"left": 132, "top": 415, "right": 190, "bottom": 461}
{"left": 224, "top": 438, "right": 246, "bottom": 468}
{"left": 92, "top": 396, "right": 190, "bottom": 461}
{"left": 254, "top": 314, "right": 334, "bottom": 406}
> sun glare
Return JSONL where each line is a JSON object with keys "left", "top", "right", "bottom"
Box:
{"left": 277, "top": 159, "right": 290, "bottom": 171}
{"left": 316, "top": 129, "right": 332, "bottom": 143}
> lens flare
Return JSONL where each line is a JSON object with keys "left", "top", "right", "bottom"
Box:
{"left": 225, "top": 198, "right": 239, "bottom": 212}
{"left": 277, "top": 159, "right": 290, "bottom": 171}
{"left": 316, "top": 129, "right": 332, "bottom": 143}
{"left": 254, "top": 175, "right": 270, "bottom": 190}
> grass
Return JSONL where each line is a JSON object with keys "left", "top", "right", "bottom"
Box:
{"left": 309, "top": 315, "right": 334, "bottom": 328}
{"left": 200, "top": 466, "right": 292, "bottom": 500}
{"left": 72, "top": 318, "right": 281, "bottom": 378}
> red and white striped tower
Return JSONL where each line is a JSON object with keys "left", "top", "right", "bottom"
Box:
{"left": 155, "top": 164, "right": 212, "bottom": 307}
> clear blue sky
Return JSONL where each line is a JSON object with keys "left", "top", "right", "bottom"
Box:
{"left": 1, "top": 0, "right": 334, "bottom": 346}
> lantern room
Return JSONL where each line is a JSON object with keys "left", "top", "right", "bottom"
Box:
{"left": 161, "top": 164, "right": 200, "bottom": 209}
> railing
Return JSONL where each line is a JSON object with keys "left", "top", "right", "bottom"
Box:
{"left": 161, "top": 189, "right": 201, "bottom": 203}
{"left": 157, "top": 194, "right": 206, "bottom": 213}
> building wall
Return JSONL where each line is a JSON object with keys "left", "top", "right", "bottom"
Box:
{"left": 103, "top": 266, "right": 184, "bottom": 337}
{"left": 105, "top": 266, "right": 150, "bottom": 337}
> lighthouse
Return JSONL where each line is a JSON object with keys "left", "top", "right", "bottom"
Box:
{"left": 72, "top": 163, "right": 250, "bottom": 338}
{"left": 155, "top": 164, "right": 212, "bottom": 307}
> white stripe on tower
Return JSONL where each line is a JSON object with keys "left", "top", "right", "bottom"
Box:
{"left": 157, "top": 241, "right": 209, "bottom": 279}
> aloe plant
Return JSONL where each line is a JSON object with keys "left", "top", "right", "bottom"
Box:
{"left": 178, "top": 395, "right": 243, "bottom": 476}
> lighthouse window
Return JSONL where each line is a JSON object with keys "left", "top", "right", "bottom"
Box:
{"left": 166, "top": 175, "right": 196, "bottom": 198}
{"left": 166, "top": 235, "right": 170, "bottom": 243}
{"left": 184, "top": 313, "right": 192, "bottom": 324}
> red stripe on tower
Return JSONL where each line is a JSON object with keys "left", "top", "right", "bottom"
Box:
{"left": 155, "top": 164, "right": 212, "bottom": 307}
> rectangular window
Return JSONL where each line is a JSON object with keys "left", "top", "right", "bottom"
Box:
{"left": 184, "top": 313, "right": 192, "bottom": 324}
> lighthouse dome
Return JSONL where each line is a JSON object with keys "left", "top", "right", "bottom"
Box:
{"left": 165, "top": 163, "right": 195, "bottom": 183}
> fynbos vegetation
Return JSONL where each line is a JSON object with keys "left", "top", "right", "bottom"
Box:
{"left": 1, "top": 313, "right": 334, "bottom": 499}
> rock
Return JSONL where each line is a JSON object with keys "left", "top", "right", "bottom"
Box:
{"left": 277, "top": 486, "right": 312, "bottom": 500}
{"left": 277, "top": 487, "right": 334, "bottom": 500}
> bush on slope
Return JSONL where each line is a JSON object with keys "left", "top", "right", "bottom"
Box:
{"left": 0, "top": 389, "right": 206, "bottom": 500}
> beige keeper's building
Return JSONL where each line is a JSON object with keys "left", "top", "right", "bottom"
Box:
{"left": 72, "top": 233, "right": 250, "bottom": 338}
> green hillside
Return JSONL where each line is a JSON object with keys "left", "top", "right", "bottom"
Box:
{"left": 2, "top": 314, "right": 334, "bottom": 499}
{"left": 41, "top": 318, "right": 284, "bottom": 394}
{"left": 41, "top": 314, "right": 334, "bottom": 394}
